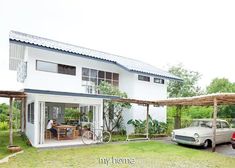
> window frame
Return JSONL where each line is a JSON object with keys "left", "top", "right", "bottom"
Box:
{"left": 27, "top": 102, "right": 35, "bottom": 124}
{"left": 138, "top": 75, "right": 150, "bottom": 82}
{"left": 82, "top": 67, "right": 119, "bottom": 94}
{"left": 221, "top": 121, "right": 230, "bottom": 128}
{"left": 36, "top": 60, "right": 76, "bottom": 76}
{"left": 154, "top": 78, "right": 165, "bottom": 84}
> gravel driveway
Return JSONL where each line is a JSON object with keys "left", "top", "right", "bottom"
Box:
{"left": 155, "top": 136, "right": 235, "bottom": 157}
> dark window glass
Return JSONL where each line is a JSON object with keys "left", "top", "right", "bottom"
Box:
{"left": 113, "top": 81, "right": 119, "bottom": 87}
{"left": 82, "top": 76, "right": 89, "bottom": 81}
{"left": 27, "top": 104, "right": 30, "bottom": 122}
{"left": 58, "top": 64, "right": 76, "bottom": 75}
{"left": 82, "top": 68, "right": 89, "bottom": 76}
{"left": 106, "top": 79, "right": 112, "bottom": 84}
{"left": 36, "top": 60, "right": 76, "bottom": 76}
{"left": 90, "top": 77, "right": 97, "bottom": 85}
{"left": 98, "top": 71, "right": 105, "bottom": 78}
{"left": 27, "top": 103, "right": 34, "bottom": 124}
{"left": 30, "top": 103, "right": 34, "bottom": 124}
{"left": 106, "top": 72, "right": 112, "bottom": 80}
{"left": 154, "top": 78, "right": 164, "bottom": 84}
{"left": 98, "top": 79, "right": 105, "bottom": 85}
{"left": 216, "top": 122, "right": 221, "bottom": 128}
{"left": 138, "top": 75, "right": 150, "bottom": 82}
{"left": 113, "top": 73, "right": 119, "bottom": 80}
{"left": 221, "top": 122, "right": 229, "bottom": 128}
{"left": 90, "top": 69, "right": 97, "bottom": 78}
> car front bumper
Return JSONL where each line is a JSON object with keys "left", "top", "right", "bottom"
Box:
{"left": 172, "top": 136, "right": 204, "bottom": 146}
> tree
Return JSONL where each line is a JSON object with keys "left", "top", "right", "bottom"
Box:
{"left": 207, "top": 78, "right": 235, "bottom": 93}
{"left": 97, "top": 81, "right": 131, "bottom": 133}
{"left": 207, "top": 78, "right": 235, "bottom": 118}
{"left": 0, "top": 103, "right": 21, "bottom": 130}
{"left": 167, "top": 64, "right": 201, "bottom": 128}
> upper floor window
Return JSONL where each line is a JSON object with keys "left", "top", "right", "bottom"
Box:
{"left": 82, "top": 67, "right": 119, "bottom": 94}
{"left": 154, "top": 78, "right": 165, "bottom": 84}
{"left": 36, "top": 60, "right": 76, "bottom": 76}
{"left": 138, "top": 75, "right": 150, "bottom": 82}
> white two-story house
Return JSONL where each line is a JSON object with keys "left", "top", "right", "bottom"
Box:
{"left": 9, "top": 31, "right": 181, "bottom": 147}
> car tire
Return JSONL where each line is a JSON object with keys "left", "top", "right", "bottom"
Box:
{"left": 202, "top": 140, "right": 210, "bottom": 149}
{"left": 232, "top": 144, "right": 235, "bottom": 149}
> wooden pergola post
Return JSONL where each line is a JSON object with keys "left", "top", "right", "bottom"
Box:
{"left": 9, "top": 97, "right": 13, "bottom": 146}
{"left": 23, "top": 98, "right": 26, "bottom": 131}
{"left": 146, "top": 104, "right": 149, "bottom": 139}
{"left": 212, "top": 97, "right": 217, "bottom": 152}
{"left": 20, "top": 98, "right": 25, "bottom": 132}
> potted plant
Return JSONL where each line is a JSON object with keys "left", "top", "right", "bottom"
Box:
{"left": 7, "top": 145, "right": 22, "bottom": 153}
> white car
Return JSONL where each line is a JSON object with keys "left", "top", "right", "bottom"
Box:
{"left": 171, "top": 119, "right": 235, "bottom": 148}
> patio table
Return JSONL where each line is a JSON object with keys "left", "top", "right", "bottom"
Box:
{"left": 54, "top": 125, "right": 76, "bottom": 140}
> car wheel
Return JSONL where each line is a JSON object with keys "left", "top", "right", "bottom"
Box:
{"left": 232, "top": 144, "right": 235, "bottom": 149}
{"left": 202, "top": 140, "right": 209, "bottom": 149}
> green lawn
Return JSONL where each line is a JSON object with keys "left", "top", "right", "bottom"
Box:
{"left": 1, "top": 131, "right": 235, "bottom": 168}
{"left": 0, "top": 131, "right": 30, "bottom": 159}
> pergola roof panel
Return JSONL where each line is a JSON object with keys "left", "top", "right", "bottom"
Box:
{"left": 113, "top": 93, "right": 235, "bottom": 106}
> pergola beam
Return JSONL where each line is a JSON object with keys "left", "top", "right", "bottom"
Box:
{"left": 112, "top": 92, "right": 235, "bottom": 152}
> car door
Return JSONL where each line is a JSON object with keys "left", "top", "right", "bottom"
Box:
{"left": 215, "top": 122, "right": 223, "bottom": 144}
{"left": 220, "top": 121, "right": 232, "bottom": 143}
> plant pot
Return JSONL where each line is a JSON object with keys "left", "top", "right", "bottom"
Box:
{"left": 7, "top": 145, "right": 22, "bottom": 153}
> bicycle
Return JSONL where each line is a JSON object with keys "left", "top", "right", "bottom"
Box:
{"left": 82, "top": 125, "right": 111, "bottom": 145}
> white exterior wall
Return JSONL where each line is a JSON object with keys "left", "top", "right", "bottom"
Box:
{"left": 25, "top": 94, "right": 36, "bottom": 146}
{"left": 26, "top": 93, "right": 103, "bottom": 147}
{"left": 22, "top": 45, "right": 168, "bottom": 136}
{"left": 132, "top": 73, "right": 167, "bottom": 122}
{"left": 24, "top": 46, "right": 126, "bottom": 93}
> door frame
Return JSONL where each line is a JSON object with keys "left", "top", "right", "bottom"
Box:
{"left": 39, "top": 102, "right": 45, "bottom": 144}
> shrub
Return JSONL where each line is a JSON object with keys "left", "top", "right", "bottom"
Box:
{"left": 127, "top": 114, "right": 167, "bottom": 135}
{"left": 0, "top": 121, "right": 9, "bottom": 130}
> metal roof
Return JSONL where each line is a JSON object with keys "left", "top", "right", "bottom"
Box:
{"left": 9, "top": 31, "right": 182, "bottom": 81}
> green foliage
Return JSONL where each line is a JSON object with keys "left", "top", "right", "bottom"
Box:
{"left": 64, "top": 108, "right": 80, "bottom": 120}
{"left": 168, "top": 64, "right": 202, "bottom": 98}
{"left": 187, "top": 106, "right": 212, "bottom": 118}
{"left": 127, "top": 119, "right": 146, "bottom": 133}
{"left": 127, "top": 114, "right": 167, "bottom": 135}
{"left": 207, "top": 78, "right": 235, "bottom": 93}
{"left": 206, "top": 78, "right": 235, "bottom": 118}
{"left": 0, "top": 122, "right": 9, "bottom": 130}
{"left": 111, "top": 134, "right": 126, "bottom": 142}
{"left": 97, "top": 81, "right": 131, "bottom": 133}
{"left": 0, "top": 103, "right": 21, "bottom": 130}
{"left": 167, "top": 64, "right": 202, "bottom": 128}
{"left": 168, "top": 106, "right": 212, "bottom": 119}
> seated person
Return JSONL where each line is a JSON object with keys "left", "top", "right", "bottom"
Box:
{"left": 47, "top": 119, "right": 57, "bottom": 137}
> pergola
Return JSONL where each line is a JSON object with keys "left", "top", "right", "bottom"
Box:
{"left": 0, "top": 91, "right": 26, "bottom": 146}
{"left": 113, "top": 93, "right": 235, "bottom": 152}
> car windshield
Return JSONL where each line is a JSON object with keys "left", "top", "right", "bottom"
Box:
{"left": 190, "top": 120, "right": 212, "bottom": 128}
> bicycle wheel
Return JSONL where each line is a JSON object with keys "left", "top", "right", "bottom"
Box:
{"left": 102, "top": 131, "right": 111, "bottom": 143}
{"left": 82, "top": 131, "right": 97, "bottom": 145}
